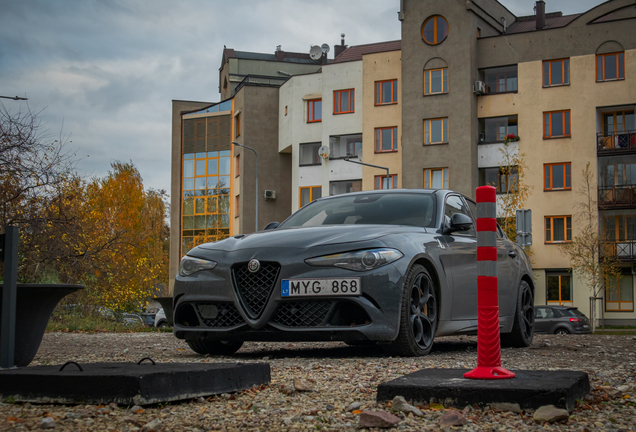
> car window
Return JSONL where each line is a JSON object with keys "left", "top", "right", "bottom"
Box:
{"left": 535, "top": 307, "right": 554, "bottom": 318}
{"left": 563, "top": 308, "right": 585, "bottom": 318}
{"left": 444, "top": 195, "right": 475, "bottom": 236}
{"left": 280, "top": 193, "right": 437, "bottom": 229}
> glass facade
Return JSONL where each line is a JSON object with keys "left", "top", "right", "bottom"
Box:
{"left": 181, "top": 112, "right": 232, "bottom": 256}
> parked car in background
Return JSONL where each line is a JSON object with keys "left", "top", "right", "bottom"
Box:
{"left": 154, "top": 308, "right": 169, "bottom": 328}
{"left": 140, "top": 313, "right": 156, "bottom": 327}
{"left": 121, "top": 313, "right": 144, "bottom": 326}
{"left": 534, "top": 306, "right": 591, "bottom": 334}
{"left": 174, "top": 189, "right": 535, "bottom": 357}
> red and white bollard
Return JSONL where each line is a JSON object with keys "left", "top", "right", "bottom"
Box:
{"left": 464, "top": 186, "right": 515, "bottom": 380}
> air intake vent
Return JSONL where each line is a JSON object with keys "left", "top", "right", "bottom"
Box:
{"left": 232, "top": 261, "right": 281, "bottom": 318}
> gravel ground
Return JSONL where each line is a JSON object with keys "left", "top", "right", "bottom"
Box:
{"left": 1, "top": 332, "right": 635, "bottom": 431}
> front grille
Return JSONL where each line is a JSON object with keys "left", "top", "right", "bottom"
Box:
{"left": 197, "top": 303, "right": 244, "bottom": 328}
{"left": 232, "top": 261, "right": 281, "bottom": 318}
{"left": 272, "top": 301, "right": 332, "bottom": 327}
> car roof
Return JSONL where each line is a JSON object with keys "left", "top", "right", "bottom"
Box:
{"left": 313, "top": 188, "right": 472, "bottom": 203}
{"left": 538, "top": 305, "right": 577, "bottom": 310}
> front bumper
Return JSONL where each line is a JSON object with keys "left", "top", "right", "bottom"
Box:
{"left": 172, "top": 251, "right": 405, "bottom": 343}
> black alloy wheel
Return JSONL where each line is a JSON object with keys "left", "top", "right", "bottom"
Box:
{"left": 386, "top": 264, "right": 438, "bottom": 356}
{"left": 501, "top": 280, "right": 534, "bottom": 347}
{"left": 555, "top": 328, "right": 570, "bottom": 335}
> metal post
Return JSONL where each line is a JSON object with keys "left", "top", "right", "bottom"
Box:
{"left": 232, "top": 142, "right": 258, "bottom": 232}
{"left": 1, "top": 226, "right": 19, "bottom": 369}
{"left": 343, "top": 155, "right": 390, "bottom": 189}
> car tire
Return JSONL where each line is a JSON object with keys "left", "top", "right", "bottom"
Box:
{"left": 555, "top": 328, "right": 570, "bottom": 335}
{"left": 384, "top": 264, "right": 438, "bottom": 357}
{"left": 186, "top": 339, "right": 244, "bottom": 356}
{"left": 157, "top": 321, "right": 169, "bottom": 328}
{"left": 501, "top": 280, "right": 534, "bottom": 348}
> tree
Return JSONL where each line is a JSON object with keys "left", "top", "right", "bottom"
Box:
{"left": 497, "top": 139, "right": 532, "bottom": 242}
{"left": 559, "top": 163, "right": 620, "bottom": 332}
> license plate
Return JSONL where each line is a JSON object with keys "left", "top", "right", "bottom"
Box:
{"left": 282, "top": 278, "right": 361, "bottom": 297}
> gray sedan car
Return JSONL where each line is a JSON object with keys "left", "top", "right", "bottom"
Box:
{"left": 173, "top": 189, "right": 535, "bottom": 356}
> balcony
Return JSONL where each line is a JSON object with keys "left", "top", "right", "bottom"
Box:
{"left": 601, "top": 240, "right": 636, "bottom": 262}
{"left": 597, "top": 130, "right": 636, "bottom": 155}
{"left": 598, "top": 185, "right": 636, "bottom": 209}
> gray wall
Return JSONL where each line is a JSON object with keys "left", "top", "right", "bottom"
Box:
{"left": 234, "top": 85, "right": 292, "bottom": 233}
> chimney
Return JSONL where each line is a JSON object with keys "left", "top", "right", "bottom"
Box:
{"left": 334, "top": 33, "right": 347, "bottom": 58}
{"left": 536, "top": 1, "right": 546, "bottom": 30}
{"left": 275, "top": 45, "right": 284, "bottom": 61}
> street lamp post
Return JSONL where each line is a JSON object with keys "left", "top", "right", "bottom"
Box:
{"left": 231, "top": 142, "right": 258, "bottom": 232}
{"left": 343, "top": 153, "right": 390, "bottom": 189}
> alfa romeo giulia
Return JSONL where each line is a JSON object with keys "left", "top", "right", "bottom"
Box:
{"left": 173, "top": 189, "right": 535, "bottom": 357}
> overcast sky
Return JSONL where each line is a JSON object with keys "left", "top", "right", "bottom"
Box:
{"left": 1, "top": 0, "right": 606, "bottom": 194}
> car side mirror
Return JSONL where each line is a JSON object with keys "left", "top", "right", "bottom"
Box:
{"left": 264, "top": 222, "right": 280, "bottom": 230}
{"left": 446, "top": 213, "right": 474, "bottom": 233}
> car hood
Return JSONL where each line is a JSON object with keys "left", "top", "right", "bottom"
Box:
{"left": 195, "top": 225, "right": 429, "bottom": 252}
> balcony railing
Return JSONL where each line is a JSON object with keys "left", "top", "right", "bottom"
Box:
{"left": 600, "top": 240, "right": 636, "bottom": 261}
{"left": 597, "top": 130, "right": 636, "bottom": 154}
{"left": 598, "top": 185, "right": 636, "bottom": 209}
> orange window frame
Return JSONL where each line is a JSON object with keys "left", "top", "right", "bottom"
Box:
{"left": 374, "top": 174, "right": 397, "bottom": 190}
{"left": 596, "top": 52, "right": 625, "bottom": 82}
{"left": 374, "top": 127, "right": 398, "bottom": 153}
{"left": 374, "top": 79, "right": 398, "bottom": 106}
{"left": 543, "top": 110, "right": 571, "bottom": 138}
{"left": 424, "top": 168, "right": 449, "bottom": 189}
{"left": 546, "top": 274, "right": 574, "bottom": 305}
{"left": 605, "top": 276, "right": 634, "bottom": 312}
{"left": 424, "top": 68, "right": 448, "bottom": 95}
{"left": 307, "top": 99, "right": 322, "bottom": 123}
{"left": 235, "top": 114, "right": 240, "bottom": 138}
{"left": 235, "top": 195, "right": 239, "bottom": 217}
{"left": 333, "top": 89, "right": 355, "bottom": 114}
{"left": 235, "top": 154, "right": 240, "bottom": 177}
{"left": 543, "top": 58, "right": 570, "bottom": 87}
{"left": 544, "top": 163, "right": 571, "bottom": 191}
{"left": 424, "top": 118, "right": 449, "bottom": 144}
{"left": 421, "top": 15, "right": 449, "bottom": 45}
{"left": 299, "top": 186, "right": 321, "bottom": 208}
{"left": 545, "top": 216, "right": 572, "bottom": 243}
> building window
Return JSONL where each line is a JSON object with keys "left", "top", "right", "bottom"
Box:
{"left": 481, "top": 65, "right": 518, "bottom": 94}
{"left": 479, "top": 167, "right": 518, "bottom": 194}
{"left": 479, "top": 115, "right": 518, "bottom": 143}
{"left": 424, "top": 68, "right": 448, "bottom": 95}
{"left": 330, "top": 180, "right": 362, "bottom": 196}
{"left": 597, "top": 52, "right": 625, "bottom": 82}
{"left": 544, "top": 163, "right": 571, "bottom": 191}
{"left": 235, "top": 114, "right": 240, "bottom": 138}
{"left": 375, "top": 127, "right": 398, "bottom": 153}
{"left": 546, "top": 272, "right": 573, "bottom": 305}
{"left": 602, "top": 215, "right": 636, "bottom": 242}
{"left": 334, "top": 89, "right": 355, "bottom": 114}
{"left": 421, "top": 15, "right": 449, "bottom": 45}
{"left": 181, "top": 150, "right": 232, "bottom": 255}
{"left": 544, "top": 110, "right": 571, "bottom": 138}
{"left": 424, "top": 168, "right": 449, "bottom": 189}
{"left": 330, "top": 134, "right": 362, "bottom": 159}
{"left": 424, "top": 118, "right": 448, "bottom": 145}
{"left": 300, "top": 186, "right": 322, "bottom": 208}
{"left": 299, "top": 142, "right": 321, "bottom": 166}
{"left": 235, "top": 195, "right": 240, "bottom": 217}
{"left": 545, "top": 216, "right": 572, "bottom": 243}
{"left": 606, "top": 272, "right": 634, "bottom": 312}
{"left": 375, "top": 174, "right": 397, "bottom": 190}
{"left": 375, "top": 79, "right": 398, "bottom": 105}
{"left": 543, "top": 59, "right": 570, "bottom": 87}
{"left": 235, "top": 154, "right": 240, "bottom": 177}
{"left": 307, "top": 99, "right": 322, "bottom": 123}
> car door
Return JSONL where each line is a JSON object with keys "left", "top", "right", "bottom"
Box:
{"left": 445, "top": 195, "right": 478, "bottom": 321}
{"left": 534, "top": 307, "right": 550, "bottom": 333}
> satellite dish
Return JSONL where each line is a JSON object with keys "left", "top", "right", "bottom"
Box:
{"left": 357, "top": 149, "right": 363, "bottom": 163}
{"left": 321, "top": 43, "right": 330, "bottom": 54}
{"left": 309, "top": 45, "right": 323, "bottom": 60}
{"left": 318, "top": 145, "right": 330, "bottom": 159}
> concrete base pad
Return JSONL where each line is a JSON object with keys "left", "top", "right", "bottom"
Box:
{"left": 0, "top": 362, "right": 270, "bottom": 405}
{"left": 377, "top": 369, "right": 590, "bottom": 412}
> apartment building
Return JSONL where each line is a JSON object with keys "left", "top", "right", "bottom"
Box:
{"left": 400, "top": 0, "right": 636, "bottom": 323}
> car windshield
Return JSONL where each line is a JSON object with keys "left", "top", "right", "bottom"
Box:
{"left": 280, "top": 192, "right": 436, "bottom": 229}
{"left": 564, "top": 308, "right": 586, "bottom": 318}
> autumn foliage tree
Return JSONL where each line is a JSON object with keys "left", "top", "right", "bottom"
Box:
{"left": 497, "top": 140, "right": 532, "bottom": 242}
{"left": 1, "top": 105, "right": 169, "bottom": 312}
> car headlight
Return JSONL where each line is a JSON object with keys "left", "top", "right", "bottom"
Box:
{"left": 305, "top": 248, "right": 403, "bottom": 272}
{"left": 179, "top": 256, "right": 217, "bottom": 276}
